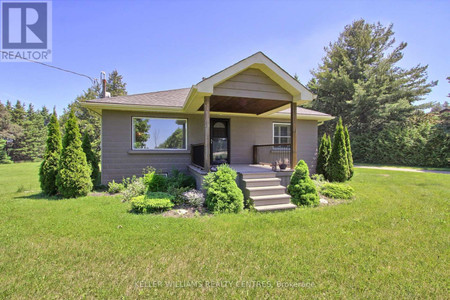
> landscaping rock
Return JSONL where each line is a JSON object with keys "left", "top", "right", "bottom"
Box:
{"left": 320, "top": 198, "right": 328, "bottom": 204}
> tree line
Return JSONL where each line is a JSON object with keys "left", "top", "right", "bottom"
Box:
{"left": 306, "top": 20, "right": 449, "bottom": 167}
{"left": 0, "top": 70, "right": 127, "bottom": 164}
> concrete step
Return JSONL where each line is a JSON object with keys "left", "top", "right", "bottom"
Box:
{"left": 255, "top": 203, "right": 297, "bottom": 212}
{"left": 243, "top": 177, "right": 281, "bottom": 187}
{"left": 246, "top": 185, "right": 286, "bottom": 197}
{"left": 251, "top": 194, "right": 291, "bottom": 206}
{"left": 241, "top": 172, "right": 277, "bottom": 179}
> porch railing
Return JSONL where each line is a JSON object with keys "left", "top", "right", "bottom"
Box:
{"left": 253, "top": 143, "right": 291, "bottom": 169}
{"left": 191, "top": 143, "right": 204, "bottom": 168}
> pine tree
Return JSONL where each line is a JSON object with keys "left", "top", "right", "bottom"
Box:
{"left": 316, "top": 133, "right": 330, "bottom": 177}
{"left": 82, "top": 132, "right": 100, "bottom": 186}
{"left": 327, "top": 118, "right": 349, "bottom": 182}
{"left": 56, "top": 111, "right": 92, "bottom": 198}
{"left": 288, "top": 160, "right": 319, "bottom": 206}
{"left": 308, "top": 19, "right": 436, "bottom": 143}
{"left": 344, "top": 126, "right": 354, "bottom": 179}
{"left": 39, "top": 111, "right": 62, "bottom": 195}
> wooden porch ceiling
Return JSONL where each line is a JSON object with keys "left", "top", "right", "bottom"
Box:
{"left": 198, "top": 95, "right": 290, "bottom": 115}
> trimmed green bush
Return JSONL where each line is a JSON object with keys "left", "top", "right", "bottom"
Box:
{"left": 55, "top": 111, "right": 92, "bottom": 198}
{"left": 203, "top": 164, "right": 244, "bottom": 214}
{"left": 108, "top": 180, "right": 124, "bottom": 194}
{"left": 320, "top": 182, "right": 354, "bottom": 199}
{"left": 316, "top": 133, "right": 331, "bottom": 178}
{"left": 344, "top": 126, "right": 354, "bottom": 179}
{"left": 327, "top": 117, "right": 349, "bottom": 182}
{"left": 130, "top": 194, "right": 174, "bottom": 213}
{"left": 288, "top": 160, "right": 319, "bottom": 206}
{"left": 82, "top": 132, "right": 100, "bottom": 186}
{"left": 39, "top": 111, "right": 61, "bottom": 195}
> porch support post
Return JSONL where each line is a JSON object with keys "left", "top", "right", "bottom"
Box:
{"left": 204, "top": 96, "right": 211, "bottom": 171}
{"left": 290, "top": 101, "right": 297, "bottom": 169}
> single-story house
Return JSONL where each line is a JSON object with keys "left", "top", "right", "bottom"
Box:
{"left": 82, "top": 52, "right": 333, "bottom": 211}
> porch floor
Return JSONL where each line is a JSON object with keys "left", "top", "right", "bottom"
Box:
{"left": 230, "top": 164, "right": 292, "bottom": 174}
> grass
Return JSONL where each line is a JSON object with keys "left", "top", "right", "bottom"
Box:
{"left": 355, "top": 162, "right": 450, "bottom": 172}
{"left": 0, "top": 162, "right": 448, "bottom": 298}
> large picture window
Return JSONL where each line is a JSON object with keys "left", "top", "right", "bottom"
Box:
{"left": 132, "top": 117, "right": 187, "bottom": 150}
{"left": 273, "top": 123, "right": 291, "bottom": 145}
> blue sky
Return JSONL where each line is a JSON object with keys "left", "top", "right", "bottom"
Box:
{"left": 0, "top": 0, "right": 448, "bottom": 114}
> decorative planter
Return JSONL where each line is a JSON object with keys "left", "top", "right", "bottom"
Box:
{"left": 279, "top": 163, "right": 287, "bottom": 170}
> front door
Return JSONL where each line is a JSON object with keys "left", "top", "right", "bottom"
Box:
{"left": 211, "top": 118, "right": 230, "bottom": 165}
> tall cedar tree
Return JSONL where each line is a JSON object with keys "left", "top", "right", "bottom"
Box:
{"left": 288, "top": 160, "right": 319, "bottom": 206}
{"left": 344, "top": 126, "right": 354, "bottom": 179}
{"left": 327, "top": 118, "right": 349, "bottom": 182}
{"left": 316, "top": 134, "right": 330, "bottom": 177}
{"left": 39, "top": 111, "right": 61, "bottom": 195}
{"left": 56, "top": 111, "right": 93, "bottom": 197}
{"left": 308, "top": 20, "right": 436, "bottom": 136}
{"left": 82, "top": 132, "right": 100, "bottom": 186}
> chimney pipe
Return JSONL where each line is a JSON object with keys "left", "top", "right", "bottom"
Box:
{"left": 100, "top": 71, "right": 106, "bottom": 98}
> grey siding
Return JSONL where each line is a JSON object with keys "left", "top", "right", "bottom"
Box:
{"left": 101, "top": 110, "right": 203, "bottom": 184}
{"left": 101, "top": 110, "right": 318, "bottom": 184}
{"left": 213, "top": 68, "right": 292, "bottom": 101}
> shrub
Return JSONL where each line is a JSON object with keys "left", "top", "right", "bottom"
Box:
{"left": 203, "top": 164, "right": 243, "bottom": 214}
{"left": 56, "top": 111, "right": 92, "bottom": 198}
{"left": 327, "top": 117, "right": 349, "bottom": 182}
{"left": 82, "top": 132, "right": 100, "bottom": 186}
{"left": 168, "top": 186, "right": 191, "bottom": 205}
{"left": 130, "top": 194, "right": 174, "bottom": 213}
{"left": 39, "top": 111, "right": 61, "bottom": 195}
{"left": 182, "top": 189, "right": 205, "bottom": 208}
{"left": 108, "top": 180, "right": 124, "bottom": 194}
{"left": 320, "top": 182, "right": 354, "bottom": 199}
{"left": 344, "top": 126, "right": 354, "bottom": 179}
{"left": 0, "top": 139, "right": 12, "bottom": 164}
{"left": 122, "top": 177, "right": 146, "bottom": 202}
{"left": 316, "top": 133, "right": 331, "bottom": 178}
{"left": 144, "top": 171, "right": 168, "bottom": 192}
{"left": 167, "top": 169, "right": 196, "bottom": 189}
{"left": 287, "top": 160, "right": 319, "bottom": 206}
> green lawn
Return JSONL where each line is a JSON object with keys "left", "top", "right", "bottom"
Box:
{"left": 0, "top": 162, "right": 448, "bottom": 298}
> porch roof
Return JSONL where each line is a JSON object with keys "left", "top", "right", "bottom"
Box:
{"left": 81, "top": 52, "right": 333, "bottom": 121}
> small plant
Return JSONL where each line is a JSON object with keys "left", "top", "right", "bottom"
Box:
{"left": 122, "top": 177, "right": 146, "bottom": 202}
{"left": 287, "top": 160, "right": 319, "bottom": 206}
{"left": 144, "top": 171, "right": 168, "bottom": 192}
{"left": 107, "top": 180, "right": 124, "bottom": 194}
{"left": 130, "top": 193, "right": 174, "bottom": 213}
{"left": 16, "top": 184, "right": 26, "bottom": 193}
{"left": 316, "top": 133, "right": 332, "bottom": 178}
{"left": 182, "top": 189, "right": 205, "bottom": 208}
{"left": 168, "top": 186, "right": 191, "bottom": 205}
{"left": 320, "top": 182, "right": 355, "bottom": 199}
{"left": 167, "top": 169, "right": 196, "bottom": 190}
{"left": 203, "top": 164, "right": 244, "bottom": 214}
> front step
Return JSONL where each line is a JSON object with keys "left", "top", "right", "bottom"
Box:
{"left": 241, "top": 172, "right": 277, "bottom": 179}
{"left": 255, "top": 203, "right": 297, "bottom": 212}
{"left": 251, "top": 194, "right": 291, "bottom": 206}
{"left": 246, "top": 185, "right": 286, "bottom": 197}
{"left": 240, "top": 171, "right": 296, "bottom": 212}
{"left": 243, "top": 177, "right": 281, "bottom": 187}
